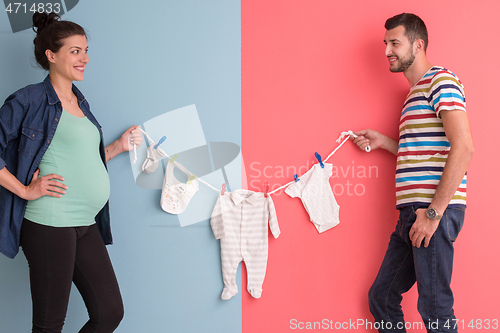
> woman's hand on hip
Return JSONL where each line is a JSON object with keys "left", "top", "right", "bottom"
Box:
{"left": 23, "top": 169, "right": 67, "bottom": 200}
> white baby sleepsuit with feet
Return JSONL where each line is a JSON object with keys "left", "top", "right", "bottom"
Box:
{"left": 211, "top": 189, "right": 280, "bottom": 300}
{"left": 285, "top": 163, "right": 340, "bottom": 233}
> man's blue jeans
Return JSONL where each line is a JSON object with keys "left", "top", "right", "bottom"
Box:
{"left": 368, "top": 205, "right": 465, "bottom": 333}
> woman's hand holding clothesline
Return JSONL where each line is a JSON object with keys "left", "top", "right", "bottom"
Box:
{"left": 123, "top": 125, "right": 143, "bottom": 152}
{"left": 105, "top": 125, "right": 143, "bottom": 162}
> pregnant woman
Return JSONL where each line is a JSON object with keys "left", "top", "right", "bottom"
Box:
{"left": 0, "top": 12, "right": 143, "bottom": 332}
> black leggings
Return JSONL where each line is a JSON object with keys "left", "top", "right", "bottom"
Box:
{"left": 20, "top": 219, "right": 124, "bottom": 333}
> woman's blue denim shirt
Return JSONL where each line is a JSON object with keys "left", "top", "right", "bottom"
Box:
{"left": 0, "top": 75, "right": 112, "bottom": 258}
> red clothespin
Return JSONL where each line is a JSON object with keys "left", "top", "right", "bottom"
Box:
{"left": 221, "top": 183, "right": 226, "bottom": 196}
{"left": 264, "top": 181, "right": 269, "bottom": 198}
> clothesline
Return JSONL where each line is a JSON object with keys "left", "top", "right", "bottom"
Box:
{"left": 132, "top": 129, "right": 369, "bottom": 195}
{"left": 267, "top": 131, "right": 364, "bottom": 195}
{"left": 131, "top": 129, "right": 369, "bottom": 300}
{"left": 133, "top": 129, "right": 221, "bottom": 192}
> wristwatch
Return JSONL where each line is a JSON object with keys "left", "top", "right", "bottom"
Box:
{"left": 426, "top": 207, "right": 443, "bottom": 220}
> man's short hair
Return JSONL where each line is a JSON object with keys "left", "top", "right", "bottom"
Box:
{"left": 385, "top": 13, "right": 428, "bottom": 52}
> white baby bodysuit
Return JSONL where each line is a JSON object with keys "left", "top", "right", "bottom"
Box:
{"left": 210, "top": 189, "right": 280, "bottom": 300}
{"left": 285, "top": 163, "right": 340, "bottom": 233}
{"left": 160, "top": 160, "right": 199, "bottom": 214}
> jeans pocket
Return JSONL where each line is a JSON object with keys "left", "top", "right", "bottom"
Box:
{"left": 445, "top": 208, "right": 465, "bottom": 242}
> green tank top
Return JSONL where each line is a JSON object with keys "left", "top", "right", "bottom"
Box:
{"left": 24, "top": 110, "right": 110, "bottom": 227}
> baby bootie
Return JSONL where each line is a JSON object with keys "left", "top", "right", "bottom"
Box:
{"left": 142, "top": 144, "right": 167, "bottom": 173}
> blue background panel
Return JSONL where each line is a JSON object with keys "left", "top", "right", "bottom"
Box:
{"left": 0, "top": 1, "right": 241, "bottom": 332}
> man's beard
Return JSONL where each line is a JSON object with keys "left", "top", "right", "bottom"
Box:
{"left": 390, "top": 51, "right": 415, "bottom": 73}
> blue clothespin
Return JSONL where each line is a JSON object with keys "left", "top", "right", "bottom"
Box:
{"left": 154, "top": 136, "right": 166, "bottom": 149}
{"left": 315, "top": 152, "right": 324, "bottom": 168}
{"left": 294, "top": 174, "right": 300, "bottom": 182}
{"left": 314, "top": 153, "right": 325, "bottom": 168}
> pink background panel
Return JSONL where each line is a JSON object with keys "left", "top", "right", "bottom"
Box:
{"left": 242, "top": 0, "right": 500, "bottom": 332}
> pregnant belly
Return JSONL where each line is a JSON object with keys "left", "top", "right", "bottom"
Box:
{"left": 25, "top": 159, "right": 110, "bottom": 226}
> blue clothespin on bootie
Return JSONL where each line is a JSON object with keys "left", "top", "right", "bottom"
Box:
{"left": 315, "top": 152, "right": 324, "bottom": 168}
{"left": 294, "top": 174, "right": 300, "bottom": 182}
{"left": 154, "top": 136, "right": 166, "bottom": 150}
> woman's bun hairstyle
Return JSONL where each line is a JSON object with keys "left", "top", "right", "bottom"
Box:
{"left": 32, "top": 11, "right": 59, "bottom": 34}
{"left": 32, "top": 12, "right": 86, "bottom": 70}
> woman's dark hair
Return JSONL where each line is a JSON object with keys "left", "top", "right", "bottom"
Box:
{"left": 385, "top": 13, "right": 428, "bottom": 52}
{"left": 32, "top": 12, "right": 87, "bottom": 70}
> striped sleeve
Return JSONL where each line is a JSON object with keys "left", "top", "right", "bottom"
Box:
{"left": 267, "top": 196, "right": 280, "bottom": 239}
{"left": 429, "top": 70, "right": 466, "bottom": 118}
{"left": 210, "top": 195, "right": 226, "bottom": 239}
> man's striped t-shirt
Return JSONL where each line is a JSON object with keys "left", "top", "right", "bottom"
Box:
{"left": 396, "top": 66, "right": 467, "bottom": 209}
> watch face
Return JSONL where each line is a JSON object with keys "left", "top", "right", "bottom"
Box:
{"left": 427, "top": 208, "right": 437, "bottom": 219}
